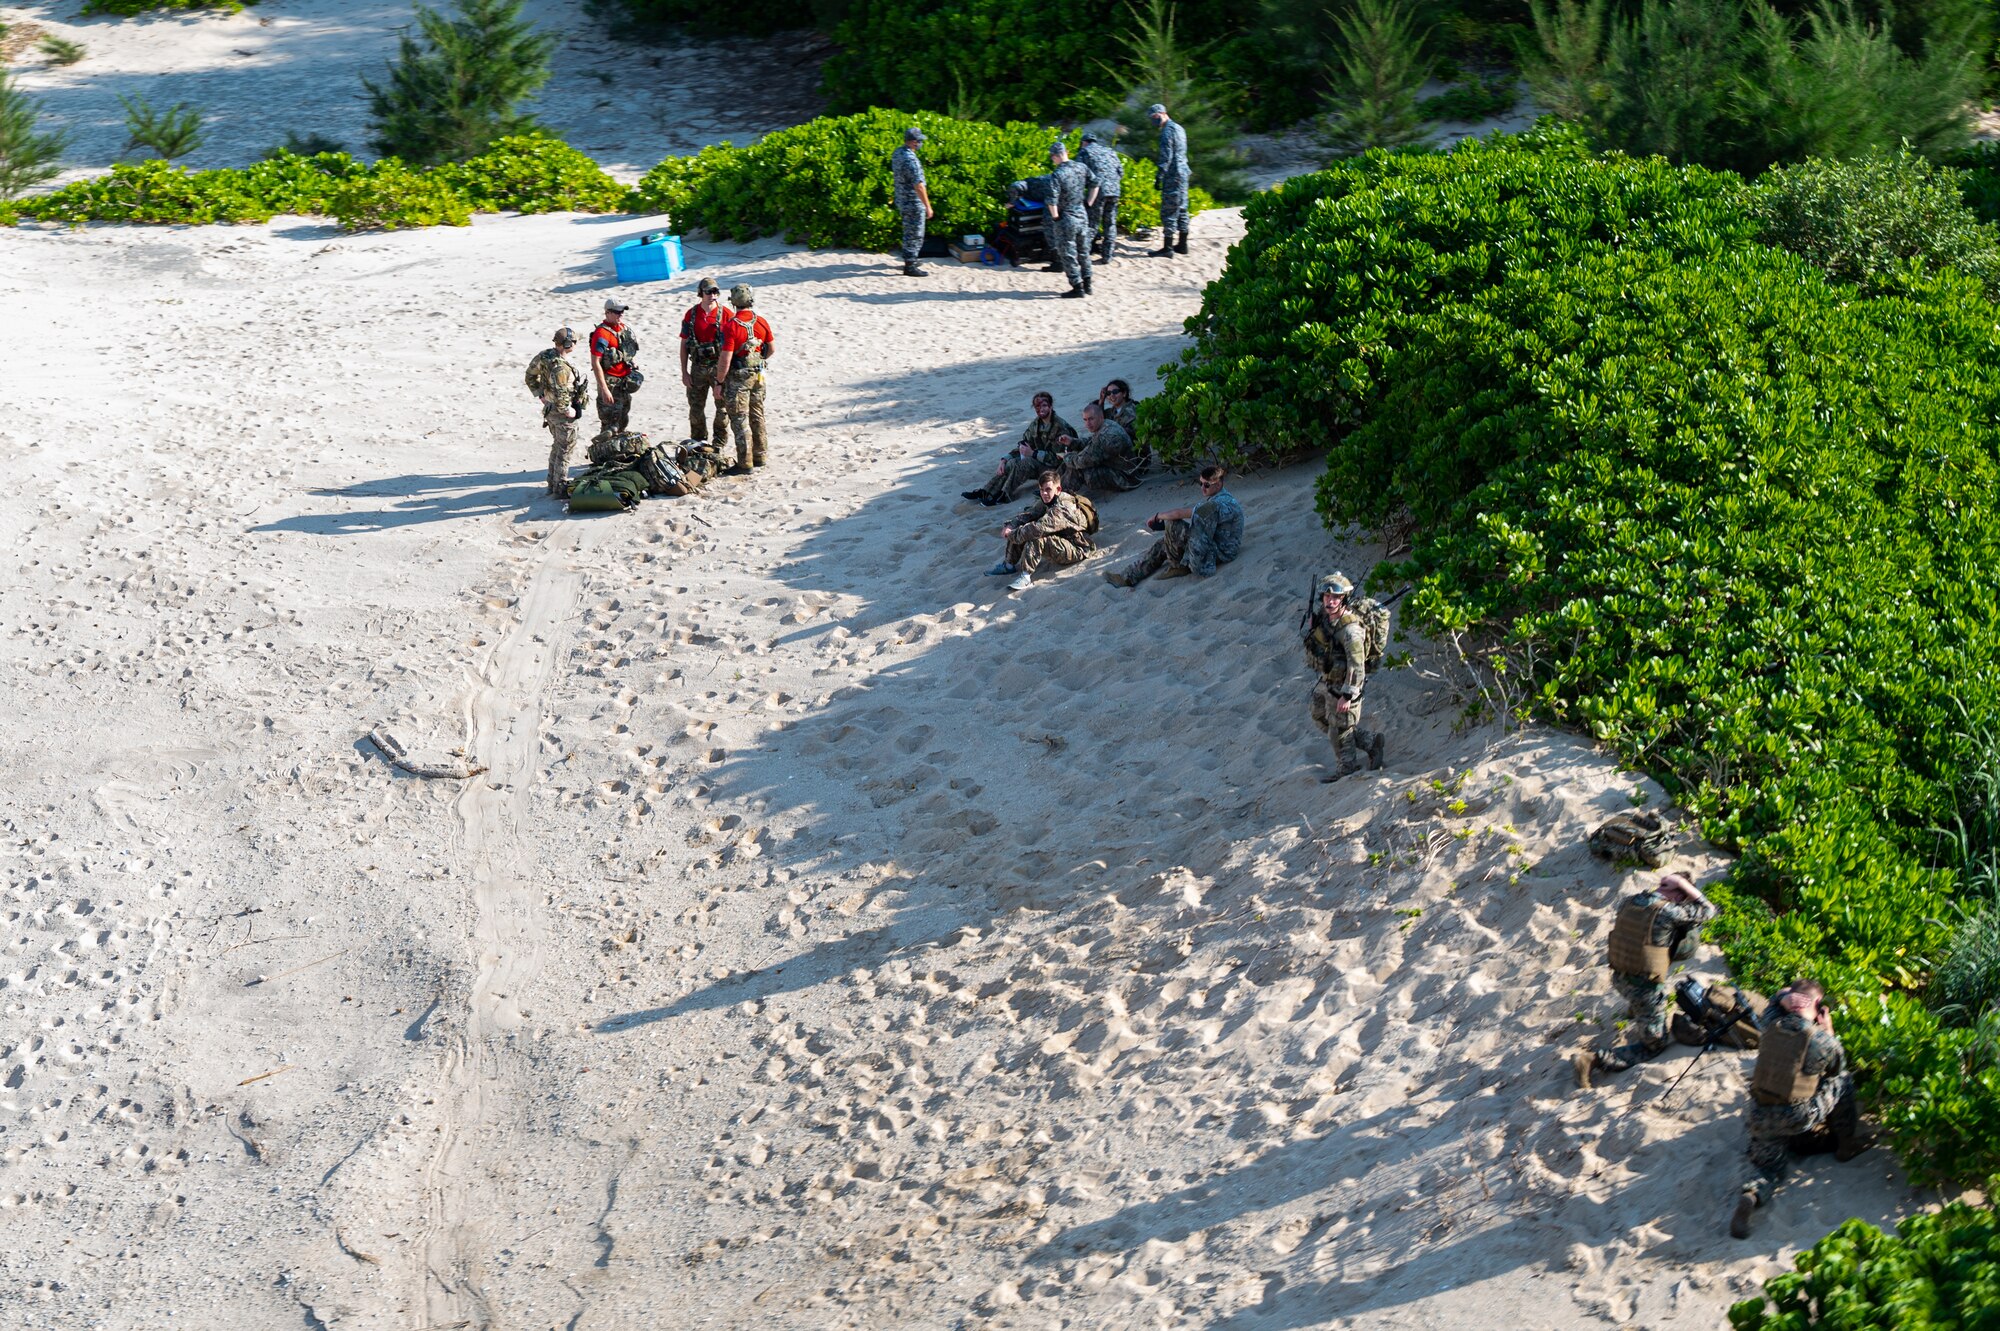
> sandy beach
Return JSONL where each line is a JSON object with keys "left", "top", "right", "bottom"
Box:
{"left": 0, "top": 5, "right": 1936, "bottom": 1326}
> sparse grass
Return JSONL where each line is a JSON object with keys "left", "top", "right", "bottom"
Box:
{"left": 38, "top": 34, "right": 86, "bottom": 66}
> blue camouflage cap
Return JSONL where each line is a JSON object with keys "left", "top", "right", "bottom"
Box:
{"left": 904, "top": 126, "right": 926, "bottom": 142}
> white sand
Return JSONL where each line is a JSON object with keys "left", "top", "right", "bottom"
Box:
{"left": 0, "top": 207, "right": 1928, "bottom": 1328}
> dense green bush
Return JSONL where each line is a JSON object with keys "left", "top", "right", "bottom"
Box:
{"left": 435, "top": 133, "right": 626, "bottom": 213}
{"left": 1752, "top": 148, "right": 2000, "bottom": 297}
{"left": 1949, "top": 141, "right": 2000, "bottom": 224}
{"left": 326, "top": 159, "right": 474, "bottom": 230}
{"left": 1149, "top": 131, "right": 2000, "bottom": 1183}
{"left": 627, "top": 109, "right": 1210, "bottom": 248}
{"left": 1728, "top": 1204, "right": 2000, "bottom": 1328}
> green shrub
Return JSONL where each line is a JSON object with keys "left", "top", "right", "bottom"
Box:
{"left": 1728, "top": 1204, "right": 2000, "bottom": 1328}
{"left": 363, "top": 0, "right": 554, "bottom": 166}
{"left": 1417, "top": 72, "right": 1519, "bottom": 122}
{"left": 120, "top": 95, "right": 204, "bottom": 161}
{"left": 1753, "top": 148, "right": 2000, "bottom": 297}
{"left": 1105, "top": 0, "right": 1251, "bottom": 203}
{"left": 1150, "top": 132, "right": 2000, "bottom": 1183}
{"left": 82, "top": 0, "right": 247, "bottom": 13}
{"left": 325, "top": 159, "right": 473, "bottom": 231}
{"left": 0, "top": 71, "right": 67, "bottom": 202}
{"left": 38, "top": 34, "right": 87, "bottom": 66}
{"left": 1948, "top": 140, "right": 2000, "bottom": 224}
{"left": 627, "top": 109, "right": 1211, "bottom": 249}
{"left": 437, "top": 133, "right": 628, "bottom": 213}
{"left": 13, "top": 159, "right": 280, "bottom": 224}
{"left": 261, "top": 132, "right": 347, "bottom": 160}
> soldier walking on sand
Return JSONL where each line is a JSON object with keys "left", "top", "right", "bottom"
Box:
{"left": 590, "top": 298, "right": 642, "bottom": 441}
{"left": 525, "top": 326, "right": 583, "bottom": 497}
{"left": 1304, "top": 571, "right": 1386, "bottom": 780}
{"left": 893, "top": 126, "right": 934, "bottom": 278}
{"left": 679, "top": 277, "right": 727, "bottom": 442}
{"left": 713, "top": 283, "right": 774, "bottom": 476}
{"left": 1149, "top": 103, "right": 1190, "bottom": 257}
{"left": 1076, "top": 130, "right": 1124, "bottom": 264}
{"left": 1047, "top": 140, "right": 1095, "bottom": 298}
{"left": 1572, "top": 872, "right": 1718, "bottom": 1089}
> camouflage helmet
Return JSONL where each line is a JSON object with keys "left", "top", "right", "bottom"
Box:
{"left": 729, "top": 283, "right": 754, "bottom": 308}
{"left": 553, "top": 325, "right": 577, "bottom": 346}
{"left": 1317, "top": 571, "right": 1354, "bottom": 598}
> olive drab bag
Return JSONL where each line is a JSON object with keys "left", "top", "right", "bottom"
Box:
{"left": 1073, "top": 493, "right": 1100, "bottom": 538}
{"left": 588, "top": 430, "right": 650, "bottom": 467}
{"left": 637, "top": 443, "right": 694, "bottom": 497}
{"left": 1357, "top": 597, "right": 1391, "bottom": 671}
{"left": 567, "top": 466, "right": 647, "bottom": 513}
{"left": 1589, "top": 810, "right": 1671, "bottom": 867}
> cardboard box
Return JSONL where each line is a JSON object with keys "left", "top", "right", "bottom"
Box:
{"left": 948, "top": 243, "right": 984, "bottom": 263}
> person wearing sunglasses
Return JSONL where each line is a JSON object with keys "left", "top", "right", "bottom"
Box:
{"left": 1104, "top": 463, "right": 1241, "bottom": 587}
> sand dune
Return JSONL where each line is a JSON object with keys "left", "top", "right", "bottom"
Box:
{"left": 0, "top": 201, "right": 1923, "bottom": 1329}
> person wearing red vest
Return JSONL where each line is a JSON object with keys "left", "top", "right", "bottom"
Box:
{"left": 713, "top": 284, "right": 775, "bottom": 475}
{"left": 589, "top": 298, "right": 642, "bottom": 442}
{"left": 678, "top": 277, "right": 727, "bottom": 443}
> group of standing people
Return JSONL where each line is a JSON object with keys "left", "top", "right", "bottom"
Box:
{"left": 891, "top": 104, "right": 1193, "bottom": 297}
{"left": 525, "top": 280, "right": 777, "bottom": 496}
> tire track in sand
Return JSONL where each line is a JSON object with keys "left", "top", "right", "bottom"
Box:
{"left": 418, "top": 524, "right": 586, "bottom": 1328}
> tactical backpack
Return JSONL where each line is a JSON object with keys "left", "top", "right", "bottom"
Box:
{"left": 567, "top": 466, "right": 647, "bottom": 513}
{"left": 1073, "top": 493, "right": 1100, "bottom": 538}
{"left": 676, "top": 441, "right": 727, "bottom": 483}
{"left": 1357, "top": 597, "right": 1391, "bottom": 671}
{"left": 1588, "top": 811, "right": 1671, "bottom": 867}
{"left": 637, "top": 443, "right": 694, "bottom": 497}
{"left": 1671, "top": 984, "right": 1767, "bottom": 1050}
{"left": 588, "top": 430, "right": 650, "bottom": 467}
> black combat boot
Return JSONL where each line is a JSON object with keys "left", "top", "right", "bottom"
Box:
{"left": 1153, "top": 232, "right": 1176, "bottom": 257}
{"left": 1062, "top": 284, "right": 1086, "bottom": 298}
{"left": 903, "top": 261, "right": 928, "bottom": 277}
{"left": 1174, "top": 233, "right": 1190, "bottom": 255}
{"left": 1729, "top": 1190, "right": 1757, "bottom": 1239}
{"left": 1368, "top": 733, "right": 1386, "bottom": 770}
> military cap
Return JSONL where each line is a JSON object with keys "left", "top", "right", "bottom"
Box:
{"left": 1317, "top": 571, "right": 1354, "bottom": 598}
{"left": 696, "top": 276, "right": 720, "bottom": 294}
{"left": 1049, "top": 140, "right": 1068, "bottom": 156}
{"left": 553, "top": 325, "right": 577, "bottom": 346}
{"left": 729, "top": 283, "right": 754, "bottom": 308}
{"left": 1148, "top": 102, "right": 1168, "bottom": 115}
{"left": 904, "top": 126, "right": 926, "bottom": 142}
{"left": 1080, "top": 130, "right": 1101, "bottom": 144}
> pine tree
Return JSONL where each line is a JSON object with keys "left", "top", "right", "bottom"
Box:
{"left": 363, "top": 0, "right": 555, "bottom": 166}
{"left": 1321, "top": 0, "right": 1433, "bottom": 158}
{"left": 1109, "top": 0, "right": 1251, "bottom": 203}
{"left": 0, "top": 72, "right": 67, "bottom": 201}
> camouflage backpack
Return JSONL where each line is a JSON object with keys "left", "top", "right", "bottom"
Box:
{"left": 675, "top": 441, "right": 727, "bottom": 483}
{"left": 1588, "top": 810, "right": 1671, "bottom": 867}
{"left": 588, "top": 430, "right": 649, "bottom": 467}
{"left": 637, "top": 443, "right": 694, "bottom": 497}
{"left": 1355, "top": 598, "right": 1391, "bottom": 671}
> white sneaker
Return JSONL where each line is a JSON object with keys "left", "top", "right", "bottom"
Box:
{"left": 1007, "top": 572, "right": 1033, "bottom": 592}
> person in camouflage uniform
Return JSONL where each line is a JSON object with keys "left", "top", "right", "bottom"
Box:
{"left": 1058, "top": 401, "right": 1141, "bottom": 493}
{"left": 1573, "top": 873, "right": 1719, "bottom": 1088}
{"left": 712, "top": 283, "right": 774, "bottom": 474}
{"left": 1729, "top": 979, "right": 1873, "bottom": 1238}
{"left": 1099, "top": 379, "right": 1139, "bottom": 443}
{"left": 679, "top": 276, "right": 726, "bottom": 442}
{"left": 525, "top": 326, "right": 583, "bottom": 497}
{"left": 1304, "top": 571, "right": 1386, "bottom": 780}
{"left": 986, "top": 470, "right": 1094, "bottom": 593}
{"left": 1150, "top": 103, "right": 1191, "bottom": 256}
{"left": 962, "top": 391, "right": 1076, "bottom": 506}
{"left": 589, "top": 299, "right": 642, "bottom": 441}
{"left": 1107, "top": 464, "right": 1243, "bottom": 586}
{"left": 1076, "top": 130, "right": 1124, "bottom": 263}
{"left": 892, "top": 126, "right": 934, "bottom": 278}
{"left": 1046, "top": 141, "right": 1095, "bottom": 298}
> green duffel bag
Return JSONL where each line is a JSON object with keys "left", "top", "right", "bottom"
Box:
{"left": 568, "top": 466, "right": 647, "bottom": 513}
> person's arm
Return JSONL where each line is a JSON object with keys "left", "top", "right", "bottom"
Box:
{"left": 1152, "top": 505, "right": 1195, "bottom": 525}
{"left": 916, "top": 180, "right": 932, "bottom": 219}
{"left": 591, "top": 348, "right": 613, "bottom": 406}
{"left": 712, "top": 337, "right": 734, "bottom": 397}
{"left": 679, "top": 319, "right": 693, "bottom": 386}
{"left": 1333, "top": 622, "right": 1367, "bottom": 709}
{"left": 758, "top": 318, "right": 775, "bottom": 362}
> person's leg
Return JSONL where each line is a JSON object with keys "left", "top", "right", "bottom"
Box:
{"left": 748, "top": 372, "right": 767, "bottom": 467}
{"left": 544, "top": 408, "right": 577, "bottom": 496}
{"left": 1592, "top": 975, "right": 1673, "bottom": 1074}
{"left": 611, "top": 384, "right": 635, "bottom": 434}
{"left": 1102, "top": 196, "right": 1119, "bottom": 261}
{"left": 1056, "top": 225, "right": 1085, "bottom": 292}
{"left": 721, "top": 375, "right": 751, "bottom": 470}
{"left": 1075, "top": 224, "right": 1093, "bottom": 293}
{"left": 1156, "top": 191, "right": 1176, "bottom": 254}
{"left": 1109, "top": 535, "right": 1170, "bottom": 586}
{"left": 1172, "top": 184, "right": 1191, "bottom": 248}
{"left": 686, "top": 376, "right": 710, "bottom": 442}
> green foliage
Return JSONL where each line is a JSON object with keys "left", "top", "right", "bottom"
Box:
{"left": 1322, "top": 0, "right": 1435, "bottom": 156}
{"left": 363, "top": 0, "right": 554, "bottom": 166}
{"left": 1728, "top": 1204, "right": 2000, "bottom": 1328}
{"left": 1417, "top": 72, "right": 1519, "bottom": 121}
{"left": 1949, "top": 140, "right": 2000, "bottom": 224}
{"left": 81, "top": 0, "right": 246, "bottom": 13}
{"left": 326, "top": 159, "right": 473, "bottom": 230}
{"left": 38, "top": 34, "right": 87, "bottom": 66}
{"left": 436, "top": 133, "right": 627, "bottom": 213}
{"left": 120, "top": 95, "right": 204, "bottom": 161}
{"left": 261, "top": 131, "right": 347, "bottom": 160}
{"left": 1528, "top": 0, "right": 1979, "bottom": 172}
{"left": 12, "top": 158, "right": 285, "bottom": 224}
{"left": 1753, "top": 148, "right": 2000, "bottom": 297}
{"left": 1149, "top": 133, "right": 2000, "bottom": 1182}
{"left": 0, "top": 71, "right": 67, "bottom": 202}
{"left": 1105, "top": 0, "right": 1251, "bottom": 202}
{"left": 626, "top": 109, "right": 1212, "bottom": 248}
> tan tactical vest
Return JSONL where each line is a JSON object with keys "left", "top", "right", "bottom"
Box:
{"left": 728, "top": 311, "right": 766, "bottom": 372}
{"left": 1750, "top": 1019, "right": 1822, "bottom": 1106}
{"left": 1607, "top": 899, "right": 1671, "bottom": 981}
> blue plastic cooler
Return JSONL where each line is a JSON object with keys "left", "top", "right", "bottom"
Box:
{"left": 614, "top": 232, "right": 684, "bottom": 283}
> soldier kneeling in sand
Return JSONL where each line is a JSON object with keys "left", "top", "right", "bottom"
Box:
{"left": 1729, "top": 978, "right": 1874, "bottom": 1239}
{"left": 1573, "top": 872, "right": 1717, "bottom": 1089}
{"left": 985, "top": 470, "right": 1096, "bottom": 593}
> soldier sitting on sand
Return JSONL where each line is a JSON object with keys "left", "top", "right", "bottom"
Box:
{"left": 963, "top": 392, "right": 1076, "bottom": 507}
{"left": 1058, "top": 401, "right": 1143, "bottom": 494}
{"left": 1105, "top": 463, "right": 1242, "bottom": 587}
{"left": 985, "top": 470, "right": 1095, "bottom": 594}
